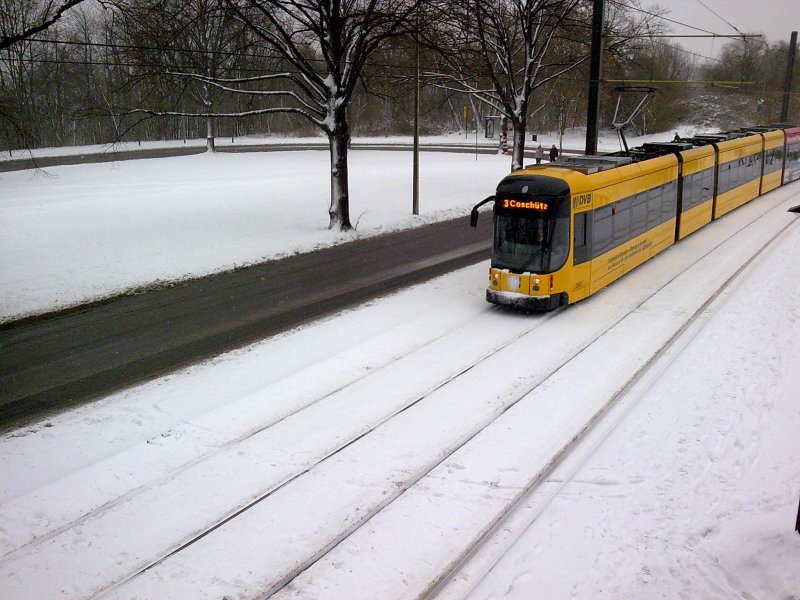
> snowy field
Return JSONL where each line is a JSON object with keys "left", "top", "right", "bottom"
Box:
{"left": 1, "top": 179, "right": 798, "bottom": 599}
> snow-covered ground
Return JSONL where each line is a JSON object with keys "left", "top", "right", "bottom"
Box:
{"left": 1, "top": 174, "right": 798, "bottom": 599}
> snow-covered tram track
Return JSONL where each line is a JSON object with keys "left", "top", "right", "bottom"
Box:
{"left": 85, "top": 196, "right": 798, "bottom": 599}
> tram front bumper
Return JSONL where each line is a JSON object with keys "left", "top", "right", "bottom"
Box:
{"left": 486, "top": 288, "right": 566, "bottom": 311}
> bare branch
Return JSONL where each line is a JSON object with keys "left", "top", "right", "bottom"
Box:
{"left": 0, "top": 0, "right": 90, "bottom": 50}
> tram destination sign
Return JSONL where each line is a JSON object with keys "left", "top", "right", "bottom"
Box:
{"left": 502, "top": 198, "right": 549, "bottom": 211}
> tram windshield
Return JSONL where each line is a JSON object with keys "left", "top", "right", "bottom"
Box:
{"left": 489, "top": 175, "right": 571, "bottom": 275}
{"left": 493, "top": 211, "right": 569, "bottom": 274}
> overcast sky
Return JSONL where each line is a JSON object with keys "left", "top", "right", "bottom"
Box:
{"left": 636, "top": 0, "right": 798, "bottom": 61}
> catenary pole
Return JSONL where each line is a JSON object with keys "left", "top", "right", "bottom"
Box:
{"left": 413, "top": 10, "right": 420, "bottom": 216}
{"left": 780, "top": 31, "right": 797, "bottom": 123}
{"left": 795, "top": 492, "right": 800, "bottom": 534}
{"left": 585, "top": 0, "right": 604, "bottom": 156}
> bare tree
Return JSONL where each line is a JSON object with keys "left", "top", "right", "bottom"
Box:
{"left": 428, "top": 0, "right": 585, "bottom": 171}
{"left": 114, "top": 0, "right": 251, "bottom": 151}
{"left": 121, "top": 0, "right": 423, "bottom": 230}
{"left": 225, "top": 0, "right": 424, "bottom": 230}
{"left": 427, "top": 0, "right": 667, "bottom": 169}
{"left": 0, "top": 0, "right": 80, "bottom": 151}
{"left": 0, "top": 0, "right": 91, "bottom": 50}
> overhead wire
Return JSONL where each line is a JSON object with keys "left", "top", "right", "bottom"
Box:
{"left": 607, "top": 0, "right": 723, "bottom": 36}
{"left": 694, "top": 0, "right": 747, "bottom": 38}
{"left": 8, "top": 6, "right": 781, "bottom": 98}
{"left": 0, "top": 56, "right": 417, "bottom": 82}
{"left": 21, "top": 36, "right": 447, "bottom": 74}
{"left": 606, "top": 1, "right": 725, "bottom": 63}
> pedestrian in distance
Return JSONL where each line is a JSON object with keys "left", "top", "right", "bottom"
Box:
{"left": 535, "top": 144, "right": 544, "bottom": 164}
{"left": 549, "top": 144, "right": 559, "bottom": 162}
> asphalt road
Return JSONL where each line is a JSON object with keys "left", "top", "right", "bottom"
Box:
{"left": 0, "top": 212, "right": 494, "bottom": 431}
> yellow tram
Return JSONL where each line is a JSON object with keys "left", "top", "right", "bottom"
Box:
{"left": 470, "top": 126, "right": 800, "bottom": 310}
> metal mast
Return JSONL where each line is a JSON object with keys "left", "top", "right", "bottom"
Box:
{"left": 585, "top": 0, "right": 605, "bottom": 156}
{"left": 781, "top": 31, "right": 797, "bottom": 123}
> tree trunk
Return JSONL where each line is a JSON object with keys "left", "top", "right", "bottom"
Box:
{"left": 327, "top": 109, "right": 353, "bottom": 231}
{"left": 206, "top": 113, "right": 215, "bottom": 152}
{"left": 510, "top": 93, "right": 530, "bottom": 171}
{"left": 204, "top": 85, "right": 215, "bottom": 152}
{"left": 511, "top": 118, "right": 527, "bottom": 171}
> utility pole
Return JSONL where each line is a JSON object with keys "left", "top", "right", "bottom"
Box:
{"left": 585, "top": 0, "right": 604, "bottom": 156}
{"left": 780, "top": 31, "right": 797, "bottom": 123}
{"left": 795, "top": 492, "right": 800, "bottom": 535}
{"left": 412, "top": 10, "right": 420, "bottom": 216}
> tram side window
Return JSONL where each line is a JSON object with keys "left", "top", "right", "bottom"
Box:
{"left": 765, "top": 148, "right": 781, "bottom": 173}
{"left": 646, "top": 187, "right": 661, "bottom": 228}
{"left": 734, "top": 161, "right": 742, "bottom": 189}
{"left": 682, "top": 173, "right": 693, "bottom": 211}
{"left": 631, "top": 193, "right": 648, "bottom": 237}
{"left": 702, "top": 168, "right": 714, "bottom": 197}
{"left": 728, "top": 155, "right": 760, "bottom": 188}
{"left": 786, "top": 142, "right": 800, "bottom": 182}
{"left": 612, "top": 198, "right": 631, "bottom": 246}
{"left": 718, "top": 163, "right": 731, "bottom": 194}
{"left": 682, "top": 173, "right": 700, "bottom": 211}
{"left": 573, "top": 213, "right": 589, "bottom": 264}
{"left": 790, "top": 142, "right": 800, "bottom": 168}
{"left": 592, "top": 205, "right": 613, "bottom": 257}
{"left": 661, "top": 181, "right": 676, "bottom": 220}
{"left": 745, "top": 155, "right": 756, "bottom": 182}
{"left": 685, "top": 169, "right": 713, "bottom": 210}
{"left": 790, "top": 143, "right": 800, "bottom": 166}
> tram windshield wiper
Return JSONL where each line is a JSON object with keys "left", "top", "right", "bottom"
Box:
{"left": 518, "top": 248, "right": 544, "bottom": 274}
{"left": 517, "top": 217, "right": 556, "bottom": 273}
